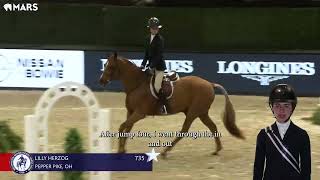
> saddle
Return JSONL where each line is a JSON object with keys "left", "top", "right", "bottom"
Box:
{"left": 148, "top": 70, "right": 179, "bottom": 100}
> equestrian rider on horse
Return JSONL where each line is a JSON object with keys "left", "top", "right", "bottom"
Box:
{"left": 140, "top": 17, "right": 167, "bottom": 114}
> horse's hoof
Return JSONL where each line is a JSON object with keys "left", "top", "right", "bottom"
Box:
{"left": 211, "top": 146, "right": 222, "bottom": 156}
{"left": 160, "top": 152, "right": 167, "bottom": 159}
{"left": 211, "top": 151, "right": 219, "bottom": 156}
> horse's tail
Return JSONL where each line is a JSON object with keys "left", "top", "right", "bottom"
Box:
{"left": 212, "top": 83, "right": 245, "bottom": 139}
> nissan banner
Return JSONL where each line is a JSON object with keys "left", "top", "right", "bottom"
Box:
{"left": 0, "top": 49, "right": 84, "bottom": 88}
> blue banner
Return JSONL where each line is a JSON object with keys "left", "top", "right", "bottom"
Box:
{"left": 85, "top": 51, "right": 320, "bottom": 96}
{"left": 30, "top": 153, "right": 152, "bottom": 171}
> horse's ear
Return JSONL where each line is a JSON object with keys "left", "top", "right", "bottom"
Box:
{"left": 114, "top": 52, "right": 118, "bottom": 60}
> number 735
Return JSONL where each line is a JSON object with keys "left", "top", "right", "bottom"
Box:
{"left": 134, "top": 155, "right": 145, "bottom": 161}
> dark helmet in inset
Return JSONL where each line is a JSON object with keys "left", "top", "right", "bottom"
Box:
{"left": 147, "top": 17, "right": 162, "bottom": 29}
{"left": 269, "top": 84, "right": 297, "bottom": 109}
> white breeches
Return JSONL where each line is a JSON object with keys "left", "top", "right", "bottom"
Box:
{"left": 154, "top": 69, "right": 164, "bottom": 93}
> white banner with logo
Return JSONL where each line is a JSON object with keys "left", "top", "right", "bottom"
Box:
{"left": 0, "top": 49, "right": 84, "bottom": 88}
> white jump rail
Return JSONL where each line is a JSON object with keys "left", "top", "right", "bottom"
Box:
{"left": 24, "top": 81, "right": 111, "bottom": 180}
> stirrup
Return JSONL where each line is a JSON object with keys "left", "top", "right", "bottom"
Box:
{"left": 161, "top": 105, "right": 168, "bottom": 115}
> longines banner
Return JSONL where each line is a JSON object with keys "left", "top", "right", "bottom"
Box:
{"left": 86, "top": 51, "right": 319, "bottom": 96}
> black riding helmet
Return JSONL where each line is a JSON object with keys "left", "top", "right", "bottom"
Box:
{"left": 269, "top": 84, "right": 297, "bottom": 111}
{"left": 147, "top": 17, "right": 162, "bottom": 29}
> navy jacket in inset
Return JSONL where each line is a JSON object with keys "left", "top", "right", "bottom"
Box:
{"left": 253, "top": 122, "right": 311, "bottom": 180}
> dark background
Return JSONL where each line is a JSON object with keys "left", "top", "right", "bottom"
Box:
{"left": 1, "top": 3, "right": 320, "bottom": 52}
{"left": 1, "top": 1, "right": 320, "bottom": 96}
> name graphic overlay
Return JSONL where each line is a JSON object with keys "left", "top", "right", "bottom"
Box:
{"left": 0, "top": 151, "right": 153, "bottom": 174}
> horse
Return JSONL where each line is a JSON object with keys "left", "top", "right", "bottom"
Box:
{"left": 99, "top": 52, "right": 245, "bottom": 157}
{"left": 16, "top": 156, "right": 27, "bottom": 170}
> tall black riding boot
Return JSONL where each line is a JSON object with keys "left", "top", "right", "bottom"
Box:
{"left": 158, "top": 89, "right": 168, "bottom": 115}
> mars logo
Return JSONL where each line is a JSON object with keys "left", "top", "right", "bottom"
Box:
{"left": 3, "top": 3, "right": 38, "bottom": 11}
{"left": 217, "top": 61, "right": 315, "bottom": 85}
{"left": 10, "top": 151, "right": 34, "bottom": 174}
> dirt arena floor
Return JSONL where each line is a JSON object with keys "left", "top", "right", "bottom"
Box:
{"left": 0, "top": 90, "right": 319, "bottom": 180}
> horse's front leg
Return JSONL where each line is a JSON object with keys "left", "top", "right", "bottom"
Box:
{"left": 118, "top": 111, "right": 145, "bottom": 153}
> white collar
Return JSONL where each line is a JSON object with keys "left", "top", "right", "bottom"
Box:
{"left": 150, "top": 34, "right": 156, "bottom": 44}
{"left": 276, "top": 120, "right": 291, "bottom": 139}
{"left": 276, "top": 119, "right": 291, "bottom": 128}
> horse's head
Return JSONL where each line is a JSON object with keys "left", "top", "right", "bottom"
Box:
{"left": 99, "top": 52, "right": 121, "bottom": 86}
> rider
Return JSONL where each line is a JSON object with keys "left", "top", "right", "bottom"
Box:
{"left": 140, "top": 17, "right": 167, "bottom": 114}
{"left": 253, "top": 84, "right": 311, "bottom": 180}
{"left": 19, "top": 156, "right": 25, "bottom": 162}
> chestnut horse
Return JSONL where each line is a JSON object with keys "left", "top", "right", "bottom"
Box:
{"left": 99, "top": 53, "right": 244, "bottom": 157}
